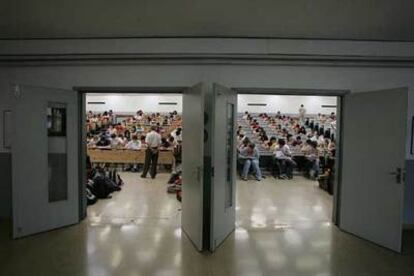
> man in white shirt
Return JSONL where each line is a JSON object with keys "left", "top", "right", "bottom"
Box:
{"left": 299, "top": 104, "right": 306, "bottom": 122}
{"left": 141, "top": 126, "right": 162, "bottom": 179}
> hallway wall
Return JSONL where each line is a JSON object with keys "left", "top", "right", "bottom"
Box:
{"left": 1, "top": 38, "right": 414, "bottom": 223}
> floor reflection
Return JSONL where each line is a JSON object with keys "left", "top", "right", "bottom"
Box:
{"left": 1, "top": 173, "right": 414, "bottom": 276}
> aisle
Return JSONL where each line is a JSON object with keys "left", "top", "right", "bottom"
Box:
{"left": 236, "top": 176, "right": 332, "bottom": 230}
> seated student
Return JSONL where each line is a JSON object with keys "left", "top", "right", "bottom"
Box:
{"left": 124, "top": 129, "right": 132, "bottom": 141}
{"left": 167, "top": 136, "right": 176, "bottom": 147}
{"left": 115, "top": 123, "right": 125, "bottom": 134}
{"left": 310, "top": 131, "right": 319, "bottom": 142}
{"left": 260, "top": 134, "right": 269, "bottom": 143}
{"left": 160, "top": 137, "right": 172, "bottom": 149}
{"left": 117, "top": 134, "right": 128, "bottom": 147}
{"left": 125, "top": 135, "right": 141, "bottom": 150}
{"left": 123, "top": 135, "right": 141, "bottom": 173}
{"left": 250, "top": 119, "right": 259, "bottom": 128}
{"left": 162, "top": 116, "right": 170, "bottom": 126}
{"left": 238, "top": 137, "right": 250, "bottom": 152}
{"left": 292, "top": 136, "right": 303, "bottom": 147}
{"left": 88, "top": 135, "right": 100, "bottom": 148}
{"left": 286, "top": 134, "right": 294, "bottom": 145}
{"left": 242, "top": 111, "right": 249, "bottom": 120}
{"left": 96, "top": 135, "right": 111, "bottom": 148}
{"left": 327, "top": 139, "right": 336, "bottom": 157}
{"left": 239, "top": 143, "right": 262, "bottom": 181}
{"left": 304, "top": 141, "right": 320, "bottom": 178}
{"left": 237, "top": 126, "right": 245, "bottom": 136}
{"left": 171, "top": 127, "right": 182, "bottom": 142}
{"left": 237, "top": 133, "right": 247, "bottom": 146}
{"left": 274, "top": 139, "right": 296, "bottom": 179}
{"left": 136, "top": 124, "right": 145, "bottom": 133}
{"left": 264, "top": 136, "right": 277, "bottom": 150}
{"left": 106, "top": 125, "right": 117, "bottom": 136}
{"left": 317, "top": 133, "right": 326, "bottom": 146}
{"left": 155, "top": 122, "right": 164, "bottom": 134}
{"left": 110, "top": 133, "right": 119, "bottom": 148}
{"left": 140, "top": 135, "right": 147, "bottom": 148}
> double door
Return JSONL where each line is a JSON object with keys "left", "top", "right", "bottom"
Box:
{"left": 10, "top": 83, "right": 410, "bottom": 253}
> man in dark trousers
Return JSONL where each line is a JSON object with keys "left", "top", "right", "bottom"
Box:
{"left": 141, "top": 126, "right": 162, "bottom": 179}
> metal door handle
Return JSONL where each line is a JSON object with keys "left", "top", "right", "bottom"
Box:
{"left": 194, "top": 166, "right": 202, "bottom": 182}
{"left": 390, "top": 168, "right": 402, "bottom": 184}
{"left": 198, "top": 166, "right": 203, "bottom": 182}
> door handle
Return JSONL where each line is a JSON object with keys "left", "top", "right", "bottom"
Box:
{"left": 389, "top": 168, "right": 402, "bottom": 184}
{"left": 194, "top": 166, "right": 202, "bottom": 182}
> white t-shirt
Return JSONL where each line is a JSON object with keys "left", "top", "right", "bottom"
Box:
{"left": 171, "top": 129, "right": 182, "bottom": 142}
{"left": 125, "top": 140, "right": 141, "bottom": 150}
{"left": 274, "top": 144, "right": 291, "bottom": 159}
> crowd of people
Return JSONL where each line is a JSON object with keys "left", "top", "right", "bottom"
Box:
{"left": 237, "top": 105, "right": 337, "bottom": 181}
{"left": 86, "top": 110, "right": 183, "bottom": 179}
{"left": 87, "top": 105, "right": 337, "bottom": 184}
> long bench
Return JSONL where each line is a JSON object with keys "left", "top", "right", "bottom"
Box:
{"left": 87, "top": 148, "right": 174, "bottom": 165}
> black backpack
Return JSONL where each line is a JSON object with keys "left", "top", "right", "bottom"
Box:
{"left": 86, "top": 187, "right": 98, "bottom": 205}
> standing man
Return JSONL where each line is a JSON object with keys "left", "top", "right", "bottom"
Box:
{"left": 299, "top": 104, "right": 306, "bottom": 122}
{"left": 141, "top": 126, "right": 162, "bottom": 179}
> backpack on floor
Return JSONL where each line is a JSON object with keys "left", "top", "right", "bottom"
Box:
{"left": 86, "top": 187, "right": 98, "bottom": 205}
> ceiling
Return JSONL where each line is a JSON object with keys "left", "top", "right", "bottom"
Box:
{"left": 1, "top": 0, "right": 413, "bottom": 41}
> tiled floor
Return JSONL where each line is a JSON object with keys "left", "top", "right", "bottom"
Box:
{"left": 1, "top": 172, "right": 414, "bottom": 276}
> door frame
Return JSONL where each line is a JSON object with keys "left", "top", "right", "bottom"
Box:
{"left": 74, "top": 86, "right": 189, "bottom": 221}
{"left": 232, "top": 87, "right": 349, "bottom": 226}
{"left": 73, "top": 85, "right": 348, "bottom": 243}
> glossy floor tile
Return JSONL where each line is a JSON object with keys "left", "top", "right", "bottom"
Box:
{"left": 1, "top": 172, "right": 414, "bottom": 276}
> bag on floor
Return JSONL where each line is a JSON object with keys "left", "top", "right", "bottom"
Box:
{"left": 104, "top": 177, "right": 121, "bottom": 193}
{"left": 176, "top": 190, "right": 182, "bottom": 202}
{"left": 86, "top": 187, "right": 98, "bottom": 205}
{"left": 168, "top": 173, "right": 180, "bottom": 184}
{"left": 117, "top": 174, "right": 124, "bottom": 186}
{"left": 90, "top": 175, "right": 112, "bottom": 199}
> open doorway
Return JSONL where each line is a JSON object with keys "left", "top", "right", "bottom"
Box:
{"left": 84, "top": 92, "right": 184, "bottom": 233}
{"left": 235, "top": 94, "right": 339, "bottom": 231}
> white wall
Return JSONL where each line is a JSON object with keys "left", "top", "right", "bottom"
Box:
{"left": 86, "top": 94, "right": 182, "bottom": 113}
{"left": 86, "top": 94, "right": 336, "bottom": 115}
{"left": 237, "top": 95, "right": 337, "bottom": 115}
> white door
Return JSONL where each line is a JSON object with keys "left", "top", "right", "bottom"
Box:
{"left": 181, "top": 83, "right": 208, "bottom": 251}
{"left": 340, "top": 87, "right": 408, "bottom": 252}
{"left": 210, "top": 83, "right": 238, "bottom": 251}
{"left": 11, "top": 85, "right": 79, "bottom": 238}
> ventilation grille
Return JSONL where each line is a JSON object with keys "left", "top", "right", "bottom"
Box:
{"left": 87, "top": 102, "right": 105, "bottom": 105}
{"left": 247, "top": 103, "right": 267, "bottom": 106}
{"left": 321, "top": 105, "right": 337, "bottom": 108}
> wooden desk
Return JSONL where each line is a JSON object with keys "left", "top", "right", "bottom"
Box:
{"left": 87, "top": 149, "right": 174, "bottom": 165}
